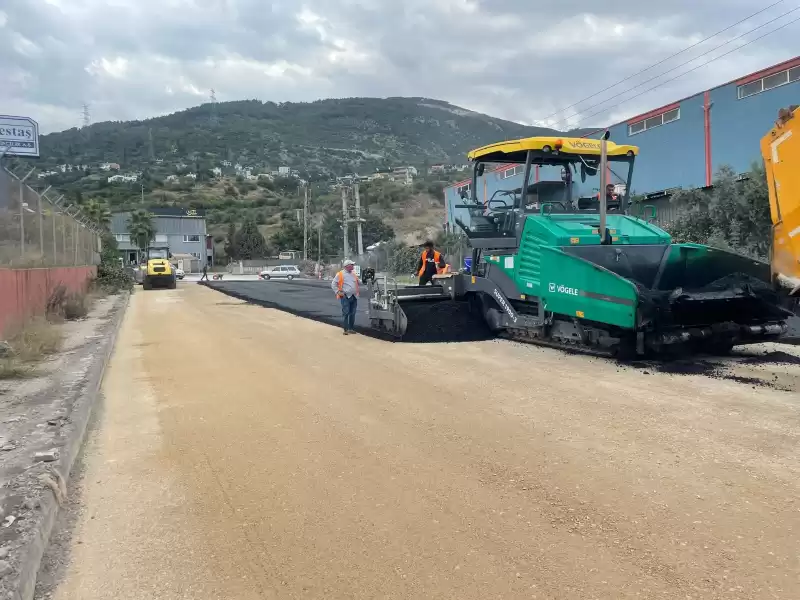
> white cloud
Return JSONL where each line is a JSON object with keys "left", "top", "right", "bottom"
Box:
{"left": 0, "top": 0, "right": 796, "bottom": 133}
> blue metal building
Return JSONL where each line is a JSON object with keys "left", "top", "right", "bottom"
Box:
{"left": 445, "top": 56, "right": 800, "bottom": 228}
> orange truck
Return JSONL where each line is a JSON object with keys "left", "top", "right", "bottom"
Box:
{"left": 762, "top": 105, "right": 800, "bottom": 296}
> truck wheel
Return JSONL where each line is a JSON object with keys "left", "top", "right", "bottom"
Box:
{"left": 169, "top": 277, "right": 177, "bottom": 290}
{"left": 287, "top": 275, "right": 294, "bottom": 280}
{"left": 143, "top": 279, "right": 152, "bottom": 290}
{"left": 263, "top": 274, "right": 270, "bottom": 280}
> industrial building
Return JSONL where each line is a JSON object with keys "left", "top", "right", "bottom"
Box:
{"left": 111, "top": 207, "right": 211, "bottom": 271}
{"left": 446, "top": 55, "right": 800, "bottom": 228}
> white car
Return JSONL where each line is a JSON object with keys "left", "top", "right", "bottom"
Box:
{"left": 173, "top": 266, "right": 185, "bottom": 280}
{"left": 259, "top": 265, "right": 301, "bottom": 280}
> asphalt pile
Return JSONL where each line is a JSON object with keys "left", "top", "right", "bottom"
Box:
{"left": 398, "top": 300, "right": 493, "bottom": 343}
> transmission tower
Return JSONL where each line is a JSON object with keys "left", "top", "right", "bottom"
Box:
{"left": 209, "top": 89, "right": 219, "bottom": 126}
{"left": 148, "top": 128, "right": 155, "bottom": 160}
{"left": 82, "top": 103, "right": 90, "bottom": 128}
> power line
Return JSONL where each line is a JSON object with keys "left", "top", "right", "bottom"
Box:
{"left": 553, "top": 5, "right": 800, "bottom": 129}
{"left": 571, "top": 14, "right": 800, "bottom": 132}
{"left": 537, "top": 0, "right": 788, "bottom": 125}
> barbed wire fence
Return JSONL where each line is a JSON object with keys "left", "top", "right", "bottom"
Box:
{"left": 0, "top": 157, "right": 100, "bottom": 268}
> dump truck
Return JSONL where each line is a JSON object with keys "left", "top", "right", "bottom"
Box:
{"left": 142, "top": 246, "right": 177, "bottom": 290}
{"left": 365, "top": 133, "right": 792, "bottom": 356}
{"left": 762, "top": 105, "right": 800, "bottom": 297}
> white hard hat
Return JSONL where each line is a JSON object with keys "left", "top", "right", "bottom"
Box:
{"left": 343, "top": 260, "right": 356, "bottom": 266}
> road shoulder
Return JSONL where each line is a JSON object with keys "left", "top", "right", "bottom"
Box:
{"left": 0, "top": 293, "right": 128, "bottom": 600}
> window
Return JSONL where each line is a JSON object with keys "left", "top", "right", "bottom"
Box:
{"left": 155, "top": 234, "right": 168, "bottom": 243}
{"left": 183, "top": 234, "right": 201, "bottom": 242}
{"left": 456, "top": 183, "right": 471, "bottom": 197}
{"left": 738, "top": 63, "right": 800, "bottom": 99}
{"left": 190, "top": 252, "right": 201, "bottom": 259}
{"left": 501, "top": 165, "right": 524, "bottom": 179}
{"left": 628, "top": 107, "right": 681, "bottom": 136}
{"left": 114, "top": 234, "right": 130, "bottom": 243}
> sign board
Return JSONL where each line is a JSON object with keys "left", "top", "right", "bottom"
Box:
{"left": 0, "top": 115, "right": 40, "bottom": 158}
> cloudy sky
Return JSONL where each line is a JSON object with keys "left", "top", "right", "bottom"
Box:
{"left": 1, "top": 0, "right": 798, "bottom": 134}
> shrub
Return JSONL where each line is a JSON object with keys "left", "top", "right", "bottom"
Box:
{"left": 96, "top": 261, "right": 134, "bottom": 293}
{"left": 0, "top": 318, "right": 63, "bottom": 379}
{"left": 63, "top": 293, "right": 90, "bottom": 320}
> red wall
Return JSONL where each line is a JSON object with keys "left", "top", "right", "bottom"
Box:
{"left": 0, "top": 267, "right": 97, "bottom": 337}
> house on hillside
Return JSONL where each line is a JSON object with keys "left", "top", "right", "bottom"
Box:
{"left": 108, "top": 173, "right": 138, "bottom": 183}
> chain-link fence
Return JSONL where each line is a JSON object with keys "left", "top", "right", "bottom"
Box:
{"left": 0, "top": 163, "right": 100, "bottom": 268}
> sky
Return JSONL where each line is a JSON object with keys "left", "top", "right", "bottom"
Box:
{"left": 1, "top": 0, "right": 798, "bottom": 134}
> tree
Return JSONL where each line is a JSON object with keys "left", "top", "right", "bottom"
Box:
{"left": 270, "top": 219, "right": 304, "bottom": 252}
{"left": 234, "top": 219, "right": 269, "bottom": 259}
{"left": 83, "top": 199, "right": 112, "bottom": 230}
{"left": 359, "top": 214, "right": 394, "bottom": 248}
{"left": 223, "top": 222, "right": 238, "bottom": 261}
{"left": 127, "top": 209, "right": 156, "bottom": 252}
{"left": 665, "top": 164, "right": 772, "bottom": 260}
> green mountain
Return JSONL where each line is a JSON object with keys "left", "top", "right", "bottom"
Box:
{"left": 22, "top": 96, "right": 587, "bottom": 254}
{"left": 38, "top": 97, "right": 569, "bottom": 176}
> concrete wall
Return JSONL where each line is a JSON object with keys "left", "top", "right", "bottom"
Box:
{"left": 0, "top": 266, "right": 97, "bottom": 337}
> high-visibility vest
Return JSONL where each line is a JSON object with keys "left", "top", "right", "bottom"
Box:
{"left": 336, "top": 270, "right": 359, "bottom": 296}
{"left": 419, "top": 250, "right": 442, "bottom": 276}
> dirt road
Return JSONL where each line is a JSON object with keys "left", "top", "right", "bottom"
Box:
{"left": 42, "top": 284, "right": 800, "bottom": 599}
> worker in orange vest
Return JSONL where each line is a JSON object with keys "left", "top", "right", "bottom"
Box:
{"left": 416, "top": 240, "right": 446, "bottom": 286}
{"left": 331, "top": 259, "right": 360, "bottom": 335}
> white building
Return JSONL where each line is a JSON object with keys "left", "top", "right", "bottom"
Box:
{"left": 278, "top": 166, "right": 290, "bottom": 176}
{"left": 108, "top": 174, "right": 138, "bottom": 183}
{"left": 185, "top": 173, "right": 197, "bottom": 180}
{"left": 211, "top": 167, "right": 222, "bottom": 177}
{"left": 165, "top": 175, "right": 179, "bottom": 183}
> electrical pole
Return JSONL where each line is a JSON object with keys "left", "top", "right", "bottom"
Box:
{"left": 341, "top": 186, "right": 350, "bottom": 260}
{"left": 303, "top": 184, "right": 308, "bottom": 261}
{"left": 354, "top": 183, "right": 364, "bottom": 258}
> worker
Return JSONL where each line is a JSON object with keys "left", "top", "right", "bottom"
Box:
{"left": 200, "top": 263, "right": 209, "bottom": 281}
{"left": 331, "top": 259, "right": 360, "bottom": 335}
{"left": 598, "top": 183, "right": 622, "bottom": 212}
{"left": 416, "top": 240, "right": 446, "bottom": 286}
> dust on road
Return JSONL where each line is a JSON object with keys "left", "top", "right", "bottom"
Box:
{"left": 45, "top": 284, "right": 800, "bottom": 599}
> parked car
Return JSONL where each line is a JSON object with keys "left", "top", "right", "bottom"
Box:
{"left": 259, "top": 265, "right": 301, "bottom": 280}
{"left": 173, "top": 266, "right": 185, "bottom": 280}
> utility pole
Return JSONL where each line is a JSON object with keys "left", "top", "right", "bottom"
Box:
{"left": 19, "top": 168, "right": 36, "bottom": 258}
{"left": 303, "top": 184, "right": 309, "bottom": 261}
{"left": 318, "top": 215, "right": 323, "bottom": 263}
{"left": 354, "top": 183, "right": 364, "bottom": 258}
{"left": 341, "top": 186, "right": 350, "bottom": 259}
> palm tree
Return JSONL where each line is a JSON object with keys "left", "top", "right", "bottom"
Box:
{"left": 127, "top": 209, "right": 156, "bottom": 260}
{"left": 83, "top": 199, "right": 112, "bottom": 230}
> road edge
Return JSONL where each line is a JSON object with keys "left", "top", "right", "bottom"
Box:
{"left": 11, "top": 291, "right": 131, "bottom": 600}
